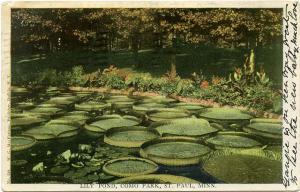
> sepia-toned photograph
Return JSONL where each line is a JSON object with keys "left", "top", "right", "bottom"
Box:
{"left": 1, "top": 1, "right": 299, "bottom": 191}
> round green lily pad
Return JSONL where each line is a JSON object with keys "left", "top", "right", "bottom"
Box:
{"left": 110, "top": 174, "right": 199, "bottom": 184}
{"left": 47, "top": 114, "right": 90, "bottom": 126}
{"left": 148, "top": 111, "right": 190, "bottom": 122}
{"left": 140, "top": 96, "right": 177, "bottom": 104}
{"left": 67, "top": 111, "right": 90, "bottom": 116}
{"left": 84, "top": 115, "right": 141, "bottom": 133}
{"left": 206, "top": 132, "right": 262, "bottom": 149}
{"left": 140, "top": 136, "right": 211, "bottom": 166}
{"left": 113, "top": 101, "right": 135, "bottom": 109}
{"left": 150, "top": 118, "right": 218, "bottom": 137}
{"left": 44, "top": 96, "right": 78, "bottom": 106}
{"left": 250, "top": 118, "right": 281, "bottom": 124}
{"left": 75, "top": 102, "right": 110, "bottom": 112}
{"left": 265, "top": 145, "right": 282, "bottom": 155}
{"left": 243, "top": 123, "right": 282, "bottom": 140}
{"left": 199, "top": 108, "right": 252, "bottom": 121}
{"left": 74, "top": 91, "right": 93, "bottom": 97}
{"left": 11, "top": 136, "right": 36, "bottom": 151}
{"left": 133, "top": 103, "right": 167, "bottom": 113}
{"left": 103, "top": 157, "right": 158, "bottom": 177}
{"left": 23, "top": 124, "right": 79, "bottom": 140}
{"left": 201, "top": 150, "right": 282, "bottom": 183}
{"left": 15, "top": 102, "right": 35, "bottom": 110}
{"left": 11, "top": 116, "right": 47, "bottom": 129}
{"left": 105, "top": 95, "right": 136, "bottom": 103}
{"left": 12, "top": 87, "right": 29, "bottom": 94}
{"left": 25, "top": 107, "right": 64, "bottom": 117}
{"left": 104, "top": 126, "right": 160, "bottom": 148}
{"left": 171, "top": 103, "right": 205, "bottom": 112}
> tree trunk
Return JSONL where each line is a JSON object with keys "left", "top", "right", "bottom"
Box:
{"left": 49, "top": 40, "right": 53, "bottom": 52}
{"left": 169, "top": 54, "right": 177, "bottom": 80}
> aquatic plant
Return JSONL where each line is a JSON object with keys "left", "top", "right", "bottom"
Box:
{"left": 104, "top": 126, "right": 160, "bottom": 148}
{"left": 84, "top": 114, "right": 141, "bottom": 133}
{"left": 140, "top": 136, "right": 211, "bottom": 166}
{"left": 150, "top": 118, "right": 218, "bottom": 137}
{"left": 23, "top": 124, "right": 79, "bottom": 140}
{"left": 11, "top": 136, "right": 36, "bottom": 151}
{"left": 103, "top": 157, "right": 158, "bottom": 177}
{"left": 201, "top": 149, "right": 281, "bottom": 183}
{"left": 205, "top": 132, "right": 262, "bottom": 149}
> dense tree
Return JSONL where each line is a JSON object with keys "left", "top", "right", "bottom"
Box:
{"left": 12, "top": 8, "right": 282, "bottom": 53}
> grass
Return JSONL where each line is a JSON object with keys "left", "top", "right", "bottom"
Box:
{"left": 12, "top": 45, "right": 282, "bottom": 85}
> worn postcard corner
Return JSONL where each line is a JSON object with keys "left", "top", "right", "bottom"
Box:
{"left": 1, "top": 0, "right": 300, "bottom": 191}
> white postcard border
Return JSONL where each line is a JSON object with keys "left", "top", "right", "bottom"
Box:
{"left": 1, "top": 1, "right": 300, "bottom": 191}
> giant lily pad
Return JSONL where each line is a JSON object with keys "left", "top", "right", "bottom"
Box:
{"left": 250, "top": 118, "right": 281, "bottom": 124}
{"left": 243, "top": 123, "right": 282, "bottom": 140}
{"left": 265, "top": 145, "right": 282, "bottom": 155}
{"left": 150, "top": 118, "right": 218, "bottom": 137}
{"left": 113, "top": 101, "right": 135, "bottom": 109}
{"left": 105, "top": 95, "right": 137, "bottom": 109}
{"left": 37, "top": 103, "right": 62, "bottom": 109}
{"left": 84, "top": 115, "right": 141, "bottom": 133}
{"left": 105, "top": 95, "right": 136, "bottom": 103}
{"left": 11, "top": 115, "right": 48, "bottom": 130}
{"left": 12, "top": 136, "right": 36, "bottom": 151}
{"left": 199, "top": 108, "right": 252, "bottom": 121}
{"left": 148, "top": 110, "right": 190, "bottom": 122}
{"left": 15, "top": 102, "right": 35, "bottom": 110}
{"left": 206, "top": 132, "right": 262, "bottom": 149}
{"left": 44, "top": 96, "right": 78, "bottom": 107}
{"left": 104, "top": 126, "right": 160, "bottom": 148}
{"left": 201, "top": 149, "right": 281, "bottom": 183}
{"left": 23, "top": 124, "right": 79, "bottom": 140}
{"left": 133, "top": 103, "right": 167, "bottom": 113}
{"left": 103, "top": 157, "right": 158, "bottom": 177}
{"left": 140, "top": 136, "right": 211, "bottom": 166}
{"left": 75, "top": 102, "right": 111, "bottom": 112}
{"left": 47, "top": 114, "right": 90, "bottom": 126}
{"left": 198, "top": 108, "right": 252, "bottom": 129}
{"left": 140, "top": 96, "right": 177, "bottom": 104}
{"left": 170, "top": 103, "right": 205, "bottom": 112}
{"left": 110, "top": 174, "right": 199, "bottom": 184}
{"left": 25, "top": 107, "right": 64, "bottom": 117}
{"left": 12, "top": 87, "right": 29, "bottom": 94}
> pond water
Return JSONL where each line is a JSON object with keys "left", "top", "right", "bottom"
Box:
{"left": 11, "top": 88, "right": 282, "bottom": 184}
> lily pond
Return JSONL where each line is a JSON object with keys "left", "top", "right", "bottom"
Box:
{"left": 11, "top": 87, "right": 282, "bottom": 184}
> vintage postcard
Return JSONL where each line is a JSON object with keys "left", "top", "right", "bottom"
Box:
{"left": 1, "top": 0, "right": 300, "bottom": 191}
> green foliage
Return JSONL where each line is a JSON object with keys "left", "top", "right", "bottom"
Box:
{"left": 12, "top": 9, "right": 282, "bottom": 54}
{"left": 68, "top": 66, "right": 86, "bottom": 86}
{"left": 272, "top": 96, "right": 282, "bottom": 114}
{"left": 256, "top": 67, "right": 270, "bottom": 85}
{"left": 125, "top": 73, "right": 154, "bottom": 92}
{"left": 97, "top": 73, "right": 126, "bottom": 89}
{"left": 11, "top": 53, "right": 280, "bottom": 113}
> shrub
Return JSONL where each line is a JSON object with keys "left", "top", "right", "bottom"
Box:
{"left": 66, "top": 66, "right": 86, "bottom": 86}
{"left": 125, "top": 73, "right": 152, "bottom": 91}
{"left": 175, "top": 79, "right": 194, "bottom": 96}
{"left": 97, "top": 73, "right": 125, "bottom": 89}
